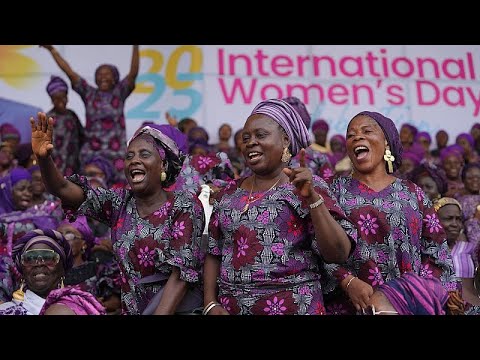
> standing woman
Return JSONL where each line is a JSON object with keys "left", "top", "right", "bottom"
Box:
{"left": 40, "top": 45, "right": 139, "bottom": 184}
{"left": 324, "top": 111, "right": 458, "bottom": 315}
{"left": 203, "top": 98, "right": 357, "bottom": 315}
{"left": 31, "top": 113, "right": 205, "bottom": 315}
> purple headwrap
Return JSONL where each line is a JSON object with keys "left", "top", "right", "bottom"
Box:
{"left": 401, "top": 123, "right": 418, "bottom": 139}
{"left": 415, "top": 131, "right": 432, "bottom": 144}
{"left": 28, "top": 165, "right": 40, "bottom": 174}
{"left": 95, "top": 64, "right": 120, "bottom": 85}
{"left": 250, "top": 98, "right": 311, "bottom": 156}
{"left": 282, "top": 96, "right": 311, "bottom": 129}
{"left": 83, "top": 155, "right": 114, "bottom": 186}
{"left": 60, "top": 215, "right": 94, "bottom": 250}
{"left": 188, "top": 126, "right": 210, "bottom": 143}
{"left": 0, "top": 123, "right": 21, "bottom": 142}
{"left": 189, "top": 139, "right": 210, "bottom": 154}
{"left": 0, "top": 167, "right": 32, "bottom": 214}
{"left": 471, "top": 123, "right": 480, "bottom": 131}
{"left": 456, "top": 132, "right": 475, "bottom": 149}
{"left": 401, "top": 151, "right": 422, "bottom": 167}
{"left": 14, "top": 142, "right": 33, "bottom": 167}
{"left": 46, "top": 75, "right": 68, "bottom": 96}
{"left": 376, "top": 272, "right": 448, "bottom": 315}
{"left": 12, "top": 229, "right": 73, "bottom": 274}
{"left": 39, "top": 287, "right": 106, "bottom": 315}
{"left": 150, "top": 124, "right": 188, "bottom": 155}
{"left": 353, "top": 111, "right": 403, "bottom": 172}
{"left": 440, "top": 144, "right": 464, "bottom": 162}
{"left": 409, "top": 162, "right": 448, "bottom": 196}
{"left": 311, "top": 119, "right": 329, "bottom": 133}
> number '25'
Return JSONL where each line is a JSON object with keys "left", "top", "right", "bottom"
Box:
{"left": 127, "top": 45, "right": 203, "bottom": 120}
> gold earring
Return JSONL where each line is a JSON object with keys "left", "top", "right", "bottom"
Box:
{"left": 281, "top": 147, "right": 292, "bottom": 163}
{"left": 383, "top": 146, "right": 395, "bottom": 174}
{"left": 12, "top": 280, "right": 25, "bottom": 301}
{"left": 160, "top": 171, "right": 167, "bottom": 182}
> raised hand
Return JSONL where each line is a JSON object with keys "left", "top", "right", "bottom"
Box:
{"left": 165, "top": 112, "right": 178, "bottom": 127}
{"left": 30, "top": 112, "right": 54, "bottom": 159}
{"left": 283, "top": 148, "right": 314, "bottom": 198}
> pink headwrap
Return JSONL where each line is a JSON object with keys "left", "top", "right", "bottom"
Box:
{"left": 39, "top": 287, "right": 106, "bottom": 315}
{"left": 250, "top": 98, "right": 311, "bottom": 156}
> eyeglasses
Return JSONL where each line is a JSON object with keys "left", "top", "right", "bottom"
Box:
{"left": 21, "top": 249, "right": 60, "bottom": 268}
{"left": 361, "top": 305, "right": 399, "bottom": 316}
{"left": 62, "top": 231, "right": 83, "bottom": 242}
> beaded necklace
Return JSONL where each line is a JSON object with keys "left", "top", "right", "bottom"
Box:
{"left": 241, "top": 175, "right": 282, "bottom": 214}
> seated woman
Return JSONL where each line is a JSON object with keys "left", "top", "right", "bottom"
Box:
{"left": 0, "top": 229, "right": 74, "bottom": 315}
{"left": 0, "top": 167, "right": 59, "bottom": 256}
{"left": 57, "top": 215, "right": 121, "bottom": 314}
{"left": 39, "top": 286, "right": 106, "bottom": 315}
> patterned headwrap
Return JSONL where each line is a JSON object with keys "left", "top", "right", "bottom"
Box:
{"left": 376, "top": 272, "right": 448, "bottom": 315}
{"left": 283, "top": 96, "right": 311, "bottom": 130}
{"left": 128, "top": 124, "right": 184, "bottom": 187}
{"left": 0, "top": 167, "right": 32, "bottom": 214}
{"left": 151, "top": 124, "right": 188, "bottom": 155}
{"left": 250, "top": 98, "right": 311, "bottom": 156}
{"left": 83, "top": 154, "right": 114, "bottom": 186}
{"left": 95, "top": 64, "right": 120, "bottom": 85}
{"left": 0, "top": 123, "right": 21, "bottom": 142}
{"left": 456, "top": 132, "right": 475, "bottom": 149}
{"left": 352, "top": 111, "right": 403, "bottom": 172}
{"left": 39, "top": 287, "right": 106, "bottom": 315}
{"left": 59, "top": 215, "right": 95, "bottom": 254}
{"left": 409, "top": 163, "right": 448, "bottom": 196}
{"left": 415, "top": 131, "right": 432, "bottom": 144}
{"left": 12, "top": 229, "right": 73, "bottom": 274}
{"left": 433, "top": 197, "right": 462, "bottom": 212}
{"left": 46, "top": 75, "right": 68, "bottom": 96}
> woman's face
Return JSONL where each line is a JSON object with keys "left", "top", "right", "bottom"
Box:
{"left": 436, "top": 131, "right": 448, "bottom": 148}
{"left": 417, "top": 175, "right": 439, "bottom": 201}
{"left": 464, "top": 166, "right": 480, "bottom": 194}
{"left": 400, "top": 126, "right": 413, "bottom": 145}
{"left": 57, "top": 224, "right": 85, "bottom": 259}
{"left": 95, "top": 66, "right": 116, "bottom": 92}
{"left": 456, "top": 137, "right": 472, "bottom": 155}
{"left": 437, "top": 204, "right": 463, "bottom": 246}
{"left": 51, "top": 91, "right": 68, "bottom": 114}
{"left": 124, "top": 136, "right": 164, "bottom": 195}
{"left": 346, "top": 115, "right": 387, "bottom": 175}
{"left": 22, "top": 243, "right": 64, "bottom": 298}
{"left": 442, "top": 154, "right": 463, "bottom": 180}
{"left": 30, "top": 169, "right": 45, "bottom": 197}
{"left": 219, "top": 125, "right": 232, "bottom": 142}
{"left": 241, "top": 115, "right": 288, "bottom": 176}
{"left": 12, "top": 179, "right": 32, "bottom": 210}
{"left": 330, "top": 138, "right": 345, "bottom": 154}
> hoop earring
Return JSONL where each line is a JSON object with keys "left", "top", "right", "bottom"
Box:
{"left": 12, "top": 280, "right": 25, "bottom": 301}
{"left": 383, "top": 146, "right": 395, "bottom": 174}
{"left": 160, "top": 171, "right": 167, "bottom": 182}
{"left": 281, "top": 147, "right": 292, "bottom": 163}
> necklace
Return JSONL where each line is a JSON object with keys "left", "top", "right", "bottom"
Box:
{"left": 241, "top": 175, "right": 282, "bottom": 214}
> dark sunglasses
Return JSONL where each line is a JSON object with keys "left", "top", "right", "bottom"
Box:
{"left": 21, "top": 249, "right": 60, "bottom": 268}
{"left": 361, "top": 305, "right": 398, "bottom": 316}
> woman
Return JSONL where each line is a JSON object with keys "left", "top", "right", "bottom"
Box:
{"left": 40, "top": 45, "right": 139, "bottom": 184}
{"left": 409, "top": 162, "right": 448, "bottom": 202}
{"left": 57, "top": 216, "right": 121, "bottom": 314}
{"left": 203, "top": 98, "right": 357, "bottom": 315}
{"left": 45, "top": 75, "right": 85, "bottom": 177}
{"left": 31, "top": 113, "right": 205, "bottom": 315}
{"left": 440, "top": 145, "right": 465, "bottom": 197}
{"left": 0, "top": 167, "right": 59, "bottom": 256}
{"left": 0, "top": 229, "right": 74, "bottom": 315}
{"left": 434, "top": 197, "right": 478, "bottom": 314}
{"left": 324, "top": 111, "right": 457, "bottom": 315}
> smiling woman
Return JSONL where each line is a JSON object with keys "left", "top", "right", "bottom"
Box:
{"left": 30, "top": 113, "right": 205, "bottom": 315}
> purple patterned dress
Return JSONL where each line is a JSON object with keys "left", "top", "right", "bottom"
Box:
{"left": 323, "top": 176, "right": 458, "bottom": 315}
{"left": 207, "top": 175, "right": 357, "bottom": 315}
{"left": 68, "top": 175, "right": 205, "bottom": 315}
{"left": 72, "top": 77, "right": 134, "bottom": 184}
{"left": 456, "top": 194, "right": 480, "bottom": 267}
{"left": 46, "top": 108, "right": 85, "bottom": 177}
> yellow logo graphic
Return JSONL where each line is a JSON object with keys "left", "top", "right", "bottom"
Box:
{"left": 0, "top": 45, "right": 39, "bottom": 88}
